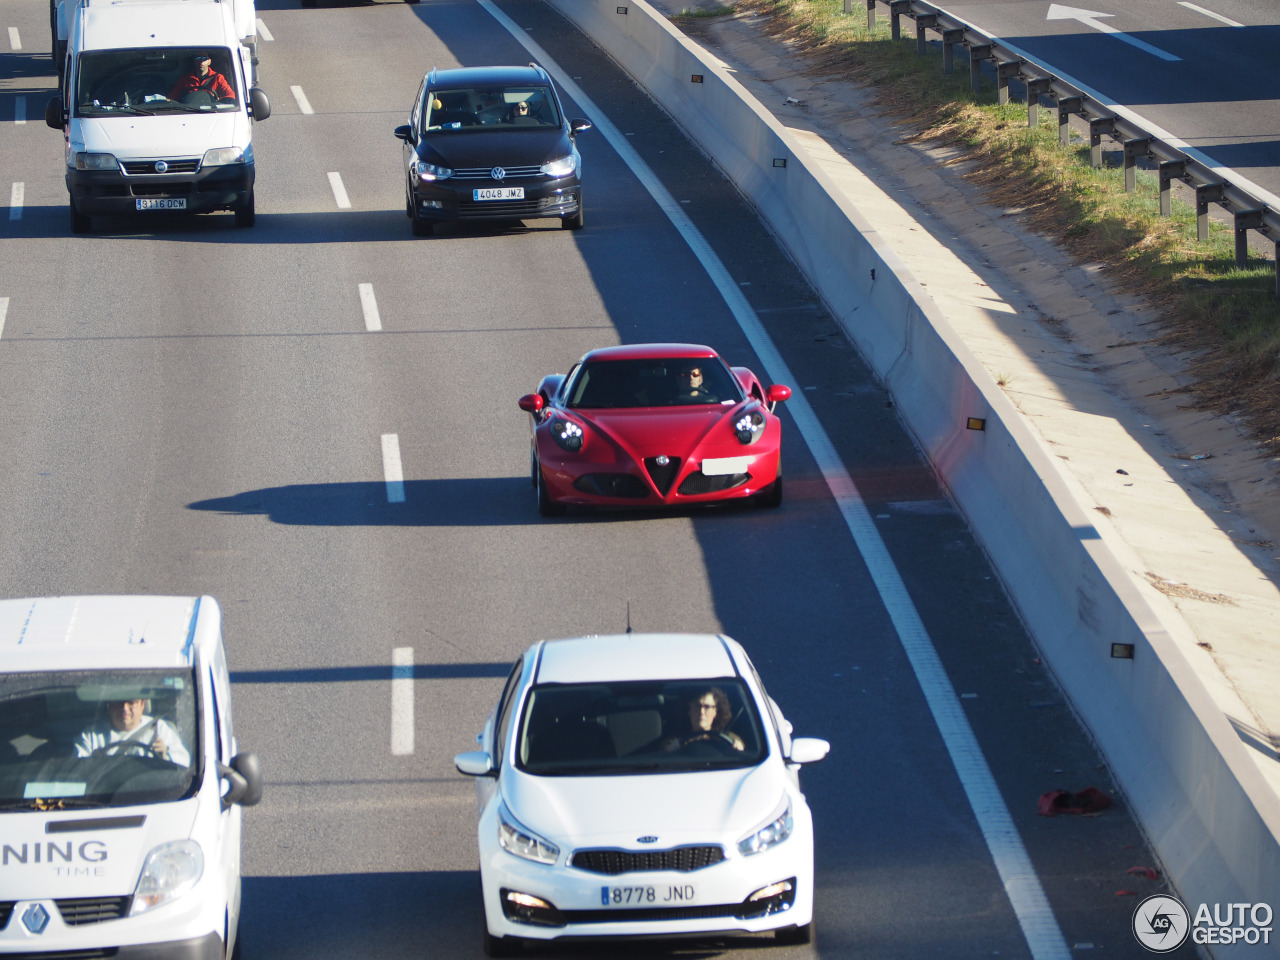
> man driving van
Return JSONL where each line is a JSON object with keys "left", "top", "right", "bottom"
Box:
{"left": 75, "top": 697, "right": 189, "bottom": 765}
{"left": 169, "top": 52, "right": 235, "bottom": 103}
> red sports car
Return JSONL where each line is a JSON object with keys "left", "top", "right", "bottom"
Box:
{"left": 518, "top": 344, "right": 791, "bottom": 515}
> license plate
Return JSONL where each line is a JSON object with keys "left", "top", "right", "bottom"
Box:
{"left": 473, "top": 187, "right": 524, "bottom": 201}
{"left": 136, "top": 198, "right": 186, "bottom": 211}
{"left": 601, "top": 884, "right": 697, "bottom": 906}
{"left": 701, "top": 456, "right": 749, "bottom": 476}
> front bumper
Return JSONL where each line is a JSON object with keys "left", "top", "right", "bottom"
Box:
{"left": 410, "top": 174, "right": 580, "bottom": 223}
{"left": 66, "top": 161, "right": 254, "bottom": 216}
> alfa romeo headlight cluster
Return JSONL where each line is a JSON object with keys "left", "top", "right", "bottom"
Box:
{"left": 734, "top": 409, "right": 766, "bottom": 445}
{"left": 551, "top": 418, "right": 584, "bottom": 452}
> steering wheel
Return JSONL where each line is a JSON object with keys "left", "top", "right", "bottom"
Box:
{"left": 91, "top": 740, "right": 161, "bottom": 760}
{"left": 682, "top": 731, "right": 739, "bottom": 754}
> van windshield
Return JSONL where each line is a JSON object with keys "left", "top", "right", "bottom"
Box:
{"left": 0, "top": 670, "right": 199, "bottom": 809}
{"left": 76, "top": 47, "right": 239, "bottom": 117}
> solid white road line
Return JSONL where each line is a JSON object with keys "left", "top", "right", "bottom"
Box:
{"left": 0, "top": 297, "right": 8, "bottom": 340}
{"left": 290, "top": 84, "right": 314, "bottom": 115}
{"left": 480, "top": 3, "right": 1072, "bottom": 958}
{"left": 358, "top": 283, "right": 382, "bottom": 331}
{"left": 255, "top": 17, "right": 274, "bottom": 40}
{"left": 381, "top": 433, "right": 406, "bottom": 503}
{"left": 391, "top": 647, "right": 414, "bottom": 755}
{"left": 8, "top": 183, "right": 23, "bottom": 221}
{"left": 14, "top": 95, "right": 25, "bottom": 125}
{"left": 328, "top": 171, "right": 351, "bottom": 209}
{"left": 1177, "top": 1, "right": 1244, "bottom": 26}
{"left": 7, "top": 27, "right": 20, "bottom": 50}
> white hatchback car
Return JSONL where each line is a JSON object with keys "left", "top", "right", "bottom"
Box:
{"left": 454, "top": 633, "right": 829, "bottom": 955}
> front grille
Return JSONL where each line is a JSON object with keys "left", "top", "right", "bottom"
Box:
{"left": 571, "top": 845, "right": 725, "bottom": 875}
{"left": 644, "top": 457, "right": 681, "bottom": 495}
{"left": 55, "top": 896, "right": 131, "bottom": 926}
{"left": 0, "top": 901, "right": 13, "bottom": 928}
{"left": 453, "top": 164, "right": 542, "bottom": 180}
{"left": 574, "top": 474, "right": 649, "bottom": 499}
{"left": 678, "top": 471, "right": 751, "bottom": 495}
{"left": 130, "top": 183, "right": 193, "bottom": 198}
{"left": 121, "top": 159, "right": 199, "bottom": 175}
{"left": 458, "top": 198, "right": 546, "bottom": 217}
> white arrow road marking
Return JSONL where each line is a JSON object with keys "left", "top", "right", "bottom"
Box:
{"left": 381, "top": 433, "right": 405, "bottom": 503}
{"left": 1177, "top": 2, "right": 1243, "bottom": 27}
{"left": 358, "top": 283, "right": 382, "bottom": 331}
{"left": 391, "top": 647, "right": 414, "bottom": 755}
{"left": 1047, "top": 4, "right": 1181, "bottom": 61}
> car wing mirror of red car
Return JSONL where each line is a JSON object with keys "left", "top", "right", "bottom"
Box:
{"left": 518, "top": 393, "right": 545, "bottom": 413}
{"left": 766, "top": 384, "right": 791, "bottom": 409}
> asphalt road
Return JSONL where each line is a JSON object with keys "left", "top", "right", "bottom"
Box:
{"left": 0, "top": 0, "right": 1199, "bottom": 956}
{"left": 931, "top": 0, "right": 1280, "bottom": 205}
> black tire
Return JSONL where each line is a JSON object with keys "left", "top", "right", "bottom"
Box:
{"left": 234, "top": 191, "right": 255, "bottom": 228}
{"left": 562, "top": 195, "right": 584, "bottom": 230}
{"left": 482, "top": 928, "right": 522, "bottom": 957}
{"left": 536, "top": 463, "right": 565, "bottom": 517}
{"left": 405, "top": 187, "right": 413, "bottom": 219}
{"left": 755, "top": 464, "right": 783, "bottom": 508}
{"left": 411, "top": 215, "right": 433, "bottom": 237}
{"left": 529, "top": 448, "right": 538, "bottom": 489}
{"left": 69, "top": 197, "right": 90, "bottom": 234}
{"left": 775, "top": 920, "right": 812, "bottom": 945}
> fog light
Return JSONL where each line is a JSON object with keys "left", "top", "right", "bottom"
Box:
{"left": 738, "top": 877, "right": 797, "bottom": 919}
{"left": 748, "top": 880, "right": 794, "bottom": 902}
{"left": 500, "top": 888, "right": 566, "bottom": 928}
{"left": 421, "top": 199, "right": 443, "bottom": 209}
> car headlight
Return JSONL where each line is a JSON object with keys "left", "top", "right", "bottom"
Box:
{"left": 412, "top": 160, "right": 454, "bottom": 181}
{"left": 73, "top": 152, "right": 118, "bottom": 171}
{"left": 498, "top": 803, "right": 559, "bottom": 865}
{"left": 550, "top": 418, "right": 584, "bottom": 453}
{"left": 130, "top": 839, "right": 204, "bottom": 915}
{"left": 737, "top": 798, "right": 792, "bottom": 857}
{"left": 540, "top": 153, "right": 577, "bottom": 178}
{"left": 202, "top": 144, "right": 251, "bottom": 166}
{"left": 734, "top": 409, "right": 766, "bottom": 445}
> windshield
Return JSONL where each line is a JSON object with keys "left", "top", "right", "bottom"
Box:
{"left": 516, "top": 679, "right": 766, "bottom": 776}
{"left": 0, "top": 670, "right": 199, "bottom": 809}
{"left": 565, "top": 358, "right": 746, "bottom": 409}
{"left": 75, "top": 47, "right": 239, "bottom": 117}
{"left": 424, "top": 85, "right": 560, "bottom": 131}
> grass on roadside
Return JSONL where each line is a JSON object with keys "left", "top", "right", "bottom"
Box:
{"left": 710, "top": 0, "right": 1280, "bottom": 446}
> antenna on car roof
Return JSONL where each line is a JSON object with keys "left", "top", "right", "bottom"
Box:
{"left": 625, "top": 602, "right": 632, "bottom": 635}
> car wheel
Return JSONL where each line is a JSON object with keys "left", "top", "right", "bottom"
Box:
{"left": 411, "top": 215, "right": 433, "bottom": 237}
{"left": 562, "top": 196, "right": 584, "bottom": 230}
{"left": 755, "top": 464, "right": 783, "bottom": 508}
{"left": 536, "top": 462, "right": 565, "bottom": 517}
{"left": 234, "top": 190, "right": 255, "bottom": 228}
{"left": 775, "top": 920, "right": 812, "bottom": 945}
{"left": 69, "top": 197, "right": 90, "bottom": 234}
{"left": 529, "top": 447, "right": 538, "bottom": 489}
{"left": 405, "top": 187, "right": 413, "bottom": 219}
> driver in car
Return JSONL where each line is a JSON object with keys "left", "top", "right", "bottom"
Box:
{"left": 663, "top": 687, "right": 744, "bottom": 751}
{"left": 75, "top": 699, "right": 189, "bottom": 765}
{"left": 168, "top": 53, "right": 235, "bottom": 104}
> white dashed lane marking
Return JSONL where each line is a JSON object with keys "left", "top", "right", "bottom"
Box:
{"left": 7, "top": 28, "right": 20, "bottom": 51}
{"left": 290, "top": 84, "right": 313, "bottom": 114}
{"left": 255, "top": 18, "right": 274, "bottom": 40}
{"left": 8, "top": 183, "right": 23, "bottom": 221}
{"left": 358, "top": 283, "right": 381, "bottom": 331}
{"left": 0, "top": 297, "right": 9, "bottom": 339}
{"left": 380, "top": 433, "right": 405, "bottom": 503}
{"left": 1177, "top": 2, "right": 1244, "bottom": 26}
{"left": 391, "top": 648, "right": 414, "bottom": 756}
{"left": 328, "top": 172, "right": 351, "bottom": 209}
{"left": 14, "top": 96, "right": 25, "bottom": 125}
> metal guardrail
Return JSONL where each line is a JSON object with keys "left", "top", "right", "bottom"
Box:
{"left": 851, "top": 0, "right": 1280, "bottom": 298}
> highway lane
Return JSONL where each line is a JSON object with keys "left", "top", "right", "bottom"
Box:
{"left": 0, "top": 0, "right": 1193, "bottom": 956}
{"left": 928, "top": 0, "right": 1280, "bottom": 203}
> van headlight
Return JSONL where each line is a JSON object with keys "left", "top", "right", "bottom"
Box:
{"left": 130, "top": 839, "right": 204, "bottom": 914}
{"left": 412, "top": 160, "right": 453, "bottom": 181}
{"left": 202, "top": 144, "right": 252, "bottom": 166}
{"left": 73, "top": 152, "right": 118, "bottom": 171}
{"left": 540, "top": 154, "right": 577, "bottom": 178}
{"left": 497, "top": 803, "right": 559, "bottom": 865}
{"left": 737, "top": 798, "right": 792, "bottom": 856}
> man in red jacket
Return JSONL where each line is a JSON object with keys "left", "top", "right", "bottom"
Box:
{"left": 170, "top": 53, "right": 235, "bottom": 103}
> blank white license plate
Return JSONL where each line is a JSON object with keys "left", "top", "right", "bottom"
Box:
{"left": 136, "top": 198, "right": 186, "bottom": 210}
{"left": 473, "top": 187, "right": 524, "bottom": 201}
{"left": 701, "top": 456, "right": 749, "bottom": 476}
{"left": 601, "top": 884, "right": 697, "bottom": 906}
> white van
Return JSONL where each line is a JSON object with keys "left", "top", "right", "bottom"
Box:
{"left": 0, "top": 595, "right": 261, "bottom": 959}
{"left": 46, "top": 0, "right": 271, "bottom": 232}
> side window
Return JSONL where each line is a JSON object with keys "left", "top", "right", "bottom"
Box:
{"left": 492, "top": 659, "right": 524, "bottom": 767}
{"left": 410, "top": 77, "right": 426, "bottom": 132}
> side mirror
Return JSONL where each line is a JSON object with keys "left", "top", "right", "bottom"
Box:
{"left": 517, "top": 393, "right": 545, "bottom": 414}
{"left": 45, "top": 96, "right": 64, "bottom": 129}
{"left": 788, "top": 737, "right": 829, "bottom": 765}
{"left": 569, "top": 118, "right": 592, "bottom": 135}
{"left": 219, "top": 751, "right": 264, "bottom": 808}
{"left": 766, "top": 384, "right": 791, "bottom": 405}
{"left": 454, "top": 751, "right": 494, "bottom": 777}
{"left": 394, "top": 124, "right": 413, "bottom": 143}
{"left": 248, "top": 87, "right": 270, "bottom": 120}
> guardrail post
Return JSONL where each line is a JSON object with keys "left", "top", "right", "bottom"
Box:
{"left": 1158, "top": 160, "right": 1185, "bottom": 216}
{"left": 889, "top": 0, "right": 910, "bottom": 40}
{"left": 1195, "top": 183, "right": 1223, "bottom": 242}
{"left": 867, "top": 0, "right": 875, "bottom": 31}
{"left": 996, "top": 61, "right": 1020, "bottom": 106}
{"left": 969, "top": 43, "right": 992, "bottom": 93}
{"left": 1122, "top": 137, "right": 1151, "bottom": 192}
{"left": 915, "top": 13, "right": 937, "bottom": 56}
{"left": 1026, "top": 78, "right": 1051, "bottom": 127}
{"left": 1233, "top": 210, "right": 1263, "bottom": 267}
{"left": 942, "top": 28, "right": 964, "bottom": 74}
{"left": 1089, "top": 117, "right": 1116, "bottom": 169}
{"left": 1057, "top": 95, "right": 1082, "bottom": 147}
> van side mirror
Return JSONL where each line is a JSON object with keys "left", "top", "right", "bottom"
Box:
{"left": 45, "top": 96, "right": 64, "bottom": 129}
{"left": 220, "top": 751, "right": 263, "bottom": 808}
{"left": 248, "top": 87, "right": 270, "bottom": 120}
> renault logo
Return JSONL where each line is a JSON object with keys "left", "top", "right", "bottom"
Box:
{"left": 154, "top": 160, "right": 169, "bottom": 174}
{"left": 490, "top": 166, "right": 505, "bottom": 181}
{"left": 22, "top": 903, "right": 49, "bottom": 935}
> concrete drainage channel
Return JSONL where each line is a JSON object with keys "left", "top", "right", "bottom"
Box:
{"left": 538, "top": 0, "right": 1280, "bottom": 950}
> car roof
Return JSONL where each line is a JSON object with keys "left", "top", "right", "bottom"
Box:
{"left": 427, "top": 65, "right": 548, "bottom": 89}
{"left": 0, "top": 596, "right": 203, "bottom": 671}
{"left": 81, "top": 2, "right": 230, "bottom": 52}
{"left": 534, "top": 633, "right": 741, "bottom": 684}
{"left": 579, "top": 343, "right": 719, "bottom": 364}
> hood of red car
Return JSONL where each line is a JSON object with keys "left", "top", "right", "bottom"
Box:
{"left": 579, "top": 405, "right": 743, "bottom": 459}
